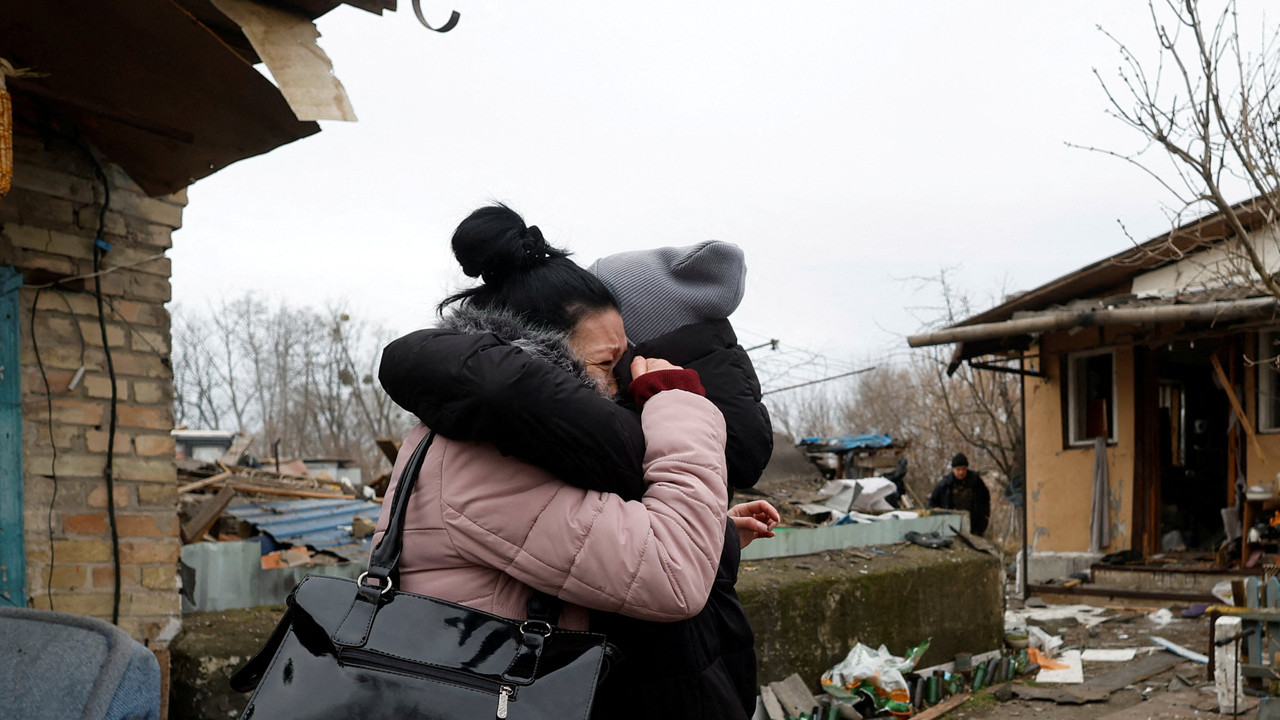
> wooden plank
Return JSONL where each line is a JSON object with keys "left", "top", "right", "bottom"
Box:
{"left": 1012, "top": 686, "right": 1110, "bottom": 704}
{"left": 1211, "top": 355, "right": 1266, "bottom": 462}
{"left": 177, "top": 470, "right": 233, "bottom": 495}
{"left": 180, "top": 484, "right": 236, "bottom": 544}
{"left": 0, "top": 267, "right": 24, "bottom": 607}
{"left": 225, "top": 481, "right": 346, "bottom": 499}
{"left": 913, "top": 693, "right": 970, "bottom": 720}
{"left": 376, "top": 437, "right": 400, "bottom": 464}
{"left": 219, "top": 433, "right": 254, "bottom": 466}
{"left": 1076, "top": 652, "right": 1184, "bottom": 694}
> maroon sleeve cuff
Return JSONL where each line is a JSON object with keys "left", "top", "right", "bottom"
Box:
{"left": 629, "top": 369, "right": 705, "bottom": 408}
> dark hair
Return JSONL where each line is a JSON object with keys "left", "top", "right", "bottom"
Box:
{"left": 438, "top": 204, "right": 618, "bottom": 332}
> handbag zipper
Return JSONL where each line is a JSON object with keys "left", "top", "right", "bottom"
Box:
{"left": 341, "top": 650, "right": 516, "bottom": 718}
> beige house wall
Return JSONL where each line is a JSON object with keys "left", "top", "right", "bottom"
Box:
{"left": 1024, "top": 328, "right": 1136, "bottom": 556}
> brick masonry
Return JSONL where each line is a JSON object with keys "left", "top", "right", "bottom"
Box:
{"left": 1, "top": 131, "right": 184, "bottom": 645}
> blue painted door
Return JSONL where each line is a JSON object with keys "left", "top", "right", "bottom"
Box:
{"left": 0, "top": 266, "right": 23, "bottom": 606}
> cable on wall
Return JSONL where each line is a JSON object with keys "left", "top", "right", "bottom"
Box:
{"left": 81, "top": 143, "right": 122, "bottom": 625}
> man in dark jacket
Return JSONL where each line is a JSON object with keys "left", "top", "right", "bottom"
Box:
{"left": 928, "top": 453, "right": 991, "bottom": 536}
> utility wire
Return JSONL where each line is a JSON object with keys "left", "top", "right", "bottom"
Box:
{"left": 760, "top": 366, "right": 876, "bottom": 396}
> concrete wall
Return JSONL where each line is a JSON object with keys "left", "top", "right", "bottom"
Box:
{"left": 1024, "top": 328, "right": 1135, "bottom": 560}
{"left": 170, "top": 544, "right": 1005, "bottom": 718}
{"left": 737, "top": 543, "right": 1004, "bottom": 689}
{"left": 0, "top": 130, "right": 184, "bottom": 644}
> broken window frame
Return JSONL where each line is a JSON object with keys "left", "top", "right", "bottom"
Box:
{"left": 1065, "top": 349, "right": 1117, "bottom": 446}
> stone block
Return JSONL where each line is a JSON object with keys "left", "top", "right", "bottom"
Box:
{"left": 133, "top": 433, "right": 175, "bottom": 457}
{"left": 132, "top": 381, "right": 168, "bottom": 406}
{"left": 21, "top": 368, "right": 77, "bottom": 399}
{"left": 26, "top": 452, "right": 107, "bottom": 479}
{"left": 106, "top": 298, "right": 168, "bottom": 327}
{"left": 53, "top": 539, "right": 114, "bottom": 563}
{"left": 43, "top": 564, "right": 89, "bottom": 591}
{"left": 44, "top": 591, "right": 116, "bottom": 617}
{"left": 21, "top": 250, "right": 82, "bottom": 278}
{"left": 138, "top": 483, "right": 178, "bottom": 507}
{"left": 85, "top": 428, "right": 132, "bottom": 454}
{"left": 3, "top": 188, "right": 79, "bottom": 233}
{"left": 116, "top": 404, "right": 173, "bottom": 431}
{"left": 124, "top": 590, "right": 181, "bottom": 617}
{"left": 44, "top": 398, "right": 105, "bottom": 426}
{"left": 109, "top": 188, "right": 185, "bottom": 228}
{"left": 88, "top": 483, "right": 133, "bottom": 509}
{"left": 82, "top": 374, "right": 123, "bottom": 399}
{"left": 737, "top": 543, "right": 1004, "bottom": 689}
{"left": 130, "top": 328, "right": 170, "bottom": 355}
{"left": 116, "top": 513, "right": 179, "bottom": 538}
{"left": 111, "top": 352, "right": 172, "bottom": 380}
{"left": 34, "top": 287, "right": 100, "bottom": 315}
{"left": 121, "top": 539, "right": 181, "bottom": 564}
{"left": 63, "top": 512, "right": 109, "bottom": 535}
{"left": 142, "top": 565, "right": 179, "bottom": 590}
{"left": 78, "top": 320, "right": 128, "bottom": 348}
{"left": 114, "top": 456, "right": 176, "bottom": 484}
{"left": 76, "top": 207, "right": 127, "bottom": 236}
{"left": 10, "top": 162, "right": 98, "bottom": 203}
{"left": 124, "top": 220, "right": 176, "bottom": 250}
{"left": 93, "top": 564, "right": 141, "bottom": 590}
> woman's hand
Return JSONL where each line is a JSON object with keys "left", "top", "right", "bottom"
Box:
{"left": 729, "top": 500, "right": 780, "bottom": 549}
{"left": 631, "top": 355, "right": 682, "bottom": 379}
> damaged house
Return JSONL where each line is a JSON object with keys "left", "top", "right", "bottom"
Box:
{"left": 910, "top": 197, "right": 1280, "bottom": 592}
{"left": 0, "top": 0, "right": 418, "bottom": 684}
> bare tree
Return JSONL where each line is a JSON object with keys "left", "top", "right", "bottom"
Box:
{"left": 172, "top": 295, "right": 412, "bottom": 481}
{"left": 1088, "top": 0, "right": 1280, "bottom": 294}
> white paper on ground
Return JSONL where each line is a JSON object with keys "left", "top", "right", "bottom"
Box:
{"left": 1081, "top": 648, "right": 1137, "bottom": 662}
{"left": 1035, "top": 649, "right": 1084, "bottom": 684}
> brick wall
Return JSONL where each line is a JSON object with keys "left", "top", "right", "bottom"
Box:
{"left": 0, "top": 130, "right": 184, "bottom": 644}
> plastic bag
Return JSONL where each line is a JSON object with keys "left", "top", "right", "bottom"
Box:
{"left": 820, "top": 639, "right": 930, "bottom": 715}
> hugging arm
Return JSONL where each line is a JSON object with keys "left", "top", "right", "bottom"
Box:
{"left": 379, "top": 328, "right": 648, "bottom": 500}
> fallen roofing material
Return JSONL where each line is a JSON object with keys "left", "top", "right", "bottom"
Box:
{"left": 223, "top": 498, "right": 382, "bottom": 563}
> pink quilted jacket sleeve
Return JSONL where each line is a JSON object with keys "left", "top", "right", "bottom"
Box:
{"left": 440, "top": 389, "right": 729, "bottom": 621}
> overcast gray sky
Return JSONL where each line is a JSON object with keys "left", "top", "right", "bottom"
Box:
{"left": 171, "top": 2, "right": 1254, "bottom": 390}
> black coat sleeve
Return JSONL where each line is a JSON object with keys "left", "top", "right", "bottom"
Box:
{"left": 621, "top": 320, "right": 773, "bottom": 490}
{"left": 378, "top": 328, "right": 648, "bottom": 501}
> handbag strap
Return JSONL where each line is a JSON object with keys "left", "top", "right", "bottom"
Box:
{"left": 365, "top": 429, "right": 436, "bottom": 589}
{"left": 344, "top": 428, "right": 562, "bottom": 643}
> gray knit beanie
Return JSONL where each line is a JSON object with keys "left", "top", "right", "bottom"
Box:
{"left": 588, "top": 240, "right": 746, "bottom": 345}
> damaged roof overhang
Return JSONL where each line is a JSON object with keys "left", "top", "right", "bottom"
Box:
{"left": 0, "top": 0, "right": 395, "bottom": 197}
{"left": 907, "top": 198, "right": 1280, "bottom": 367}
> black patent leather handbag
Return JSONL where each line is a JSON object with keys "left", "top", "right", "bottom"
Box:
{"left": 229, "top": 431, "right": 616, "bottom": 719}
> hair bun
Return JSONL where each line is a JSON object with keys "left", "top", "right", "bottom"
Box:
{"left": 451, "top": 205, "right": 566, "bottom": 286}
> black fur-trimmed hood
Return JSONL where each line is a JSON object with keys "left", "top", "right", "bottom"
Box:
{"left": 439, "top": 305, "right": 600, "bottom": 392}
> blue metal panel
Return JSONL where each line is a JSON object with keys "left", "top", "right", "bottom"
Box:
{"left": 224, "top": 498, "right": 383, "bottom": 563}
{"left": 0, "top": 267, "right": 24, "bottom": 606}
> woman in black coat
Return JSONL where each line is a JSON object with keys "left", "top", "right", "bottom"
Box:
{"left": 379, "top": 239, "right": 774, "bottom": 720}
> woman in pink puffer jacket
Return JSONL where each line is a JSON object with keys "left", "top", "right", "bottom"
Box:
{"left": 373, "top": 205, "right": 731, "bottom": 631}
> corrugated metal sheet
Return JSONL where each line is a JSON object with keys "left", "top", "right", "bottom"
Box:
{"left": 224, "top": 498, "right": 381, "bottom": 563}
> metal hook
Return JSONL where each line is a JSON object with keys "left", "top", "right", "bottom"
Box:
{"left": 412, "top": 0, "right": 460, "bottom": 33}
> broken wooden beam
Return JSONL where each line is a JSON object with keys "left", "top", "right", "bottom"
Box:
{"left": 177, "top": 470, "right": 233, "bottom": 495}
{"left": 376, "top": 437, "right": 400, "bottom": 464}
{"left": 914, "top": 693, "right": 970, "bottom": 720}
{"left": 180, "top": 484, "right": 236, "bottom": 544}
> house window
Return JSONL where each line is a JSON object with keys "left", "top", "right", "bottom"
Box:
{"left": 1259, "top": 331, "right": 1280, "bottom": 432}
{"left": 1067, "top": 350, "right": 1116, "bottom": 445}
